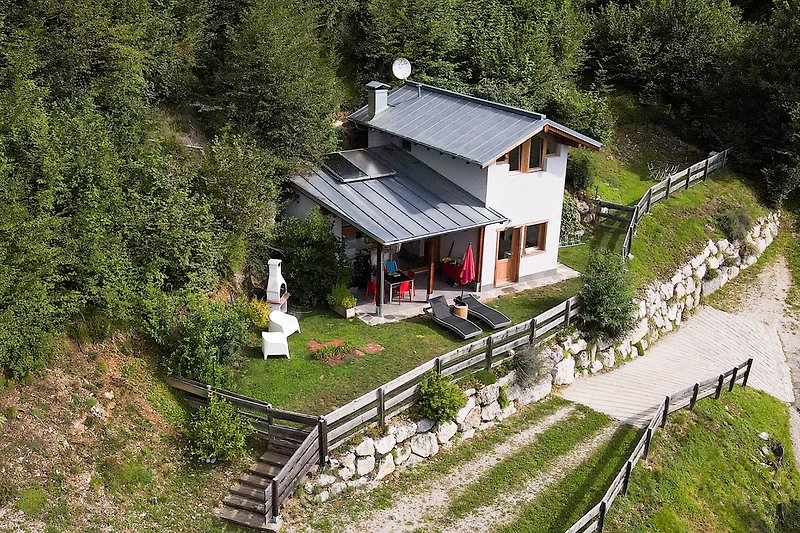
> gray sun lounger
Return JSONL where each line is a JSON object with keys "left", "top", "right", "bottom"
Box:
{"left": 424, "top": 295, "right": 482, "bottom": 340}
{"left": 454, "top": 294, "right": 512, "bottom": 329}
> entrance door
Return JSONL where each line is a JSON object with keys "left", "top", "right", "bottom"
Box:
{"left": 495, "top": 227, "right": 521, "bottom": 286}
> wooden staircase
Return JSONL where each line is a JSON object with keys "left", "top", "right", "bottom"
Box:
{"left": 216, "top": 447, "right": 297, "bottom": 531}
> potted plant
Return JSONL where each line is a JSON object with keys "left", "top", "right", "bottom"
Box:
{"left": 327, "top": 283, "right": 357, "bottom": 318}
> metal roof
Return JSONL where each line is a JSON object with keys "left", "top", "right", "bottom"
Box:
{"left": 349, "top": 82, "right": 602, "bottom": 166}
{"left": 290, "top": 145, "right": 508, "bottom": 245}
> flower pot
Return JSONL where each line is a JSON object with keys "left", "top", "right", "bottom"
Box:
{"left": 332, "top": 304, "right": 356, "bottom": 319}
{"left": 453, "top": 302, "right": 468, "bottom": 319}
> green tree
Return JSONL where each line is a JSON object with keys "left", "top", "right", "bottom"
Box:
{"left": 578, "top": 251, "right": 635, "bottom": 340}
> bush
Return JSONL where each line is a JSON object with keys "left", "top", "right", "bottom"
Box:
{"left": 417, "top": 371, "right": 466, "bottom": 423}
{"left": 186, "top": 393, "right": 253, "bottom": 462}
{"left": 327, "top": 283, "right": 357, "bottom": 310}
{"left": 561, "top": 193, "right": 584, "bottom": 241}
{"left": 703, "top": 268, "right": 719, "bottom": 281}
{"left": 566, "top": 150, "right": 594, "bottom": 193}
{"left": 513, "top": 344, "right": 546, "bottom": 388}
{"left": 717, "top": 208, "right": 754, "bottom": 242}
{"left": 270, "top": 209, "right": 352, "bottom": 306}
{"left": 160, "top": 299, "right": 253, "bottom": 386}
{"left": 245, "top": 299, "right": 271, "bottom": 330}
{"left": 578, "top": 251, "right": 636, "bottom": 340}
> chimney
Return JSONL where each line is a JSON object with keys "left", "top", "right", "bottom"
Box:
{"left": 367, "top": 81, "right": 390, "bottom": 119}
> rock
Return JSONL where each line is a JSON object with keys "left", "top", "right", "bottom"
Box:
{"left": 355, "top": 438, "right": 375, "bottom": 457}
{"left": 304, "top": 482, "right": 315, "bottom": 494}
{"left": 375, "top": 454, "right": 396, "bottom": 481}
{"left": 729, "top": 265, "right": 740, "bottom": 279}
{"left": 597, "top": 337, "right": 614, "bottom": 351}
{"left": 517, "top": 378, "right": 552, "bottom": 406}
{"left": 460, "top": 428, "right": 475, "bottom": 440}
{"left": 347, "top": 477, "right": 369, "bottom": 489}
{"left": 390, "top": 420, "right": 417, "bottom": 443}
{"left": 328, "top": 458, "right": 340, "bottom": 469}
{"left": 455, "top": 397, "right": 476, "bottom": 424}
{"left": 316, "top": 473, "right": 336, "bottom": 487}
{"left": 103, "top": 391, "right": 115, "bottom": 400}
{"left": 568, "top": 338, "right": 587, "bottom": 355}
{"left": 316, "top": 490, "right": 330, "bottom": 503}
{"left": 356, "top": 455, "right": 375, "bottom": 476}
{"left": 577, "top": 200, "right": 590, "bottom": 214}
{"left": 682, "top": 264, "right": 693, "bottom": 278}
{"left": 330, "top": 482, "right": 347, "bottom": 496}
{"left": 629, "top": 319, "right": 649, "bottom": 344}
{"left": 477, "top": 383, "right": 501, "bottom": 405}
{"left": 463, "top": 387, "right": 476, "bottom": 397}
{"left": 706, "top": 256, "right": 720, "bottom": 270}
{"left": 701, "top": 275, "right": 724, "bottom": 296}
{"left": 575, "top": 349, "right": 591, "bottom": 369}
{"left": 498, "top": 403, "right": 517, "bottom": 421}
{"left": 674, "top": 282, "right": 686, "bottom": 299}
{"left": 338, "top": 467, "right": 354, "bottom": 481}
{"left": 694, "top": 264, "right": 707, "bottom": 281}
{"left": 394, "top": 443, "right": 412, "bottom": 465}
{"left": 660, "top": 282, "right": 674, "bottom": 300}
{"left": 591, "top": 359, "right": 603, "bottom": 373}
{"left": 458, "top": 406, "right": 482, "bottom": 431}
{"left": 416, "top": 418, "right": 435, "bottom": 433}
{"left": 759, "top": 432, "right": 770, "bottom": 441}
{"left": 690, "top": 253, "right": 705, "bottom": 269}
{"left": 436, "top": 421, "right": 458, "bottom": 444}
{"left": 374, "top": 435, "right": 396, "bottom": 456}
{"left": 600, "top": 350, "right": 615, "bottom": 368}
{"left": 90, "top": 404, "right": 106, "bottom": 420}
{"left": 666, "top": 304, "right": 679, "bottom": 322}
{"left": 552, "top": 357, "right": 575, "bottom": 385}
{"left": 410, "top": 433, "right": 439, "bottom": 458}
{"left": 497, "top": 370, "right": 516, "bottom": 387}
{"left": 340, "top": 452, "right": 356, "bottom": 470}
{"left": 405, "top": 453, "right": 425, "bottom": 466}
{"left": 505, "top": 383, "right": 522, "bottom": 402}
{"left": 481, "top": 401, "right": 502, "bottom": 421}
{"left": 707, "top": 240, "right": 718, "bottom": 255}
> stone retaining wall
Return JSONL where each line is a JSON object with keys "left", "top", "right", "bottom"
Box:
{"left": 302, "top": 212, "right": 779, "bottom": 502}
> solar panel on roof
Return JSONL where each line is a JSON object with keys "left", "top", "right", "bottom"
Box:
{"left": 323, "top": 150, "right": 395, "bottom": 182}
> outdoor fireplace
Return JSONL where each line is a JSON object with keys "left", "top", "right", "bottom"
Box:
{"left": 266, "top": 258, "right": 289, "bottom": 312}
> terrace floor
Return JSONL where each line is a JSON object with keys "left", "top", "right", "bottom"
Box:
{"left": 354, "top": 264, "right": 581, "bottom": 325}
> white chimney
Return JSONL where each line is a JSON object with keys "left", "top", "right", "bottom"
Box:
{"left": 266, "top": 259, "right": 288, "bottom": 311}
{"left": 367, "top": 81, "right": 390, "bottom": 119}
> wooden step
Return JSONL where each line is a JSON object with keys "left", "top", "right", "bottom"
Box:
{"left": 231, "top": 483, "right": 267, "bottom": 500}
{"left": 250, "top": 461, "right": 284, "bottom": 478}
{"left": 238, "top": 473, "right": 273, "bottom": 489}
{"left": 216, "top": 506, "right": 281, "bottom": 531}
{"left": 259, "top": 450, "right": 292, "bottom": 467}
{"left": 223, "top": 494, "right": 266, "bottom": 514}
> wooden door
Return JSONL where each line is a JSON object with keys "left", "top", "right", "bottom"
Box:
{"left": 495, "top": 227, "right": 521, "bottom": 286}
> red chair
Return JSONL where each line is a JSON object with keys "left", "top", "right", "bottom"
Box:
{"left": 364, "top": 279, "right": 377, "bottom": 304}
{"left": 405, "top": 270, "right": 416, "bottom": 296}
{"left": 393, "top": 280, "right": 412, "bottom": 303}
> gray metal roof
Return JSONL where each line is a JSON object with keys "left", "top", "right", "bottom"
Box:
{"left": 290, "top": 145, "right": 508, "bottom": 245}
{"left": 349, "top": 82, "right": 602, "bottom": 166}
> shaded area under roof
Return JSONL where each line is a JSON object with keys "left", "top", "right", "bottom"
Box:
{"left": 349, "top": 82, "right": 602, "bottom": 166}
{"left": 290, "top": 145, "right": 508, "bottom": 245}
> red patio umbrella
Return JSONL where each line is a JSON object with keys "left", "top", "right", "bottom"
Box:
{"left": 459, "top": 242, "right": 476, "bottom": 297}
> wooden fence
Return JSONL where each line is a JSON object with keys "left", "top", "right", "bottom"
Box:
{"left": 564, "top": 357, "right": 753, "bottom": 533}
{"left": 594, "top": 149, "right": 730, "bottom": 261}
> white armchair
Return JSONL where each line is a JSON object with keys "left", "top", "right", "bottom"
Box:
{"left": 268, "top": 310, "right": 300, "bottom": 338}
{"left": 262, "top": 331, "right": 289, "bottom": 359}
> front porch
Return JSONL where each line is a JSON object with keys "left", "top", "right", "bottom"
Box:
{"left": 354, "top": 263, "right": 580, "bottom": 325}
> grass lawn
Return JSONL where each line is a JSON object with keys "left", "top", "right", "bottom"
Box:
{"left": 606, "top": 387, "right": 800, "bottom": 533}
{"left": 232, "top": 277, "right": 582, "bottom": 415}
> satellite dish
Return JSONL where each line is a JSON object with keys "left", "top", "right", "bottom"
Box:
{"left": 392, "top": 58, "right": 412, "bottom": 81}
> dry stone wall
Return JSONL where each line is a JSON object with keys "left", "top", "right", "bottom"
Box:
{"left": 303, "top": 213, "right": 779, "bottom": 502}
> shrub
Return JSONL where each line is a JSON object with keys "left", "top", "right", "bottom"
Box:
{"left": 703, "top": 268, "right": 719, "bottom": 281}
{"left": 270, "top": 209, "right": 352, "bottom": 305}
{"left": 309, "top": 342, "right": 356, "bottom": 361}
{"left": 566, "top": 149, "right": 594, "bottom": 193}
{"left": 246, "top": 299, "right": 271, "bottom": 330}
{"left": 498, "top": 386, "right": 510, "bottom": 409}
{"left": 417, "top": 371, "right": 466, "bottom": 423}
{"left": 513, "top": 344, "right": 546, "bottom": 388}
{"left": 186, "top": 393, "right": 253, "bottom": 462}
{"left": 578, "top": 251, "right": 636, "bottom": 340}
{"left": 327, "top": 283, "right": 357, "bottom": 310}
{"left": 718, "top": 208, "right": 754, "bottom": 242}
{"left": 561, "top": 193, "right": 584, "bottom": 242}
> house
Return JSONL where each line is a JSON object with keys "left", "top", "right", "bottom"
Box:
{"left": 286, "top": 80, "right": 601, "bottom": 317}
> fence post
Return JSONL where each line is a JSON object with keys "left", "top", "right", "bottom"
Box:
{"left": 714, "top": 374, "right": 724, "bottom": 399}
{"left": 435, "top": 357, "right": 442, "bottom": 375}
{"left": 622, "top": 460, "right": 633, "bottom": 495}
{"left": 665, "top": 175, "right": 672, "bottom": 199}
{"left": 377, "top": 388, "right": 386, "bottom": 429}
{"left": 485, "top": 336, "right": 494, "bottom": 371}
{"left": 643, "top": 427, "right": 653, "bottom": 459}
{"left": 729, "top": 366, "right": 739, "bottom": 392}
{"left": 662, "top": 396, "right": 670, "bottom": 427}
{"left": 271, "top": 478, "right": 279, "bottom": 523}
{"left": 598, "top": 501, "right": 607, "bottom": 532}
{"left": 318, "top": 417, "right": 328, "bottom": 467}
{"left": 528, "top": 318, "right": 537, "bottom": 345}
{"left": 564, "top": 299, "right": 572, "bottom": 328}
{"left": 631, "top": 205, "right": 640, "bottom": 231}
{"left": 685, "top": 167, "right": 691, "bottom": 189}
{"left": 722, "top": 149, "right": 728, "bottom": 167}
{"left": 742, "top": 358, "right": 753, "bottom": 388}
{"left": 646, "top": 187, "right": 653, "bottom": 213}
{"left": 689, "top": 383, "right": 700, "bottom": 410}
{"left": 703, "top": 157, "right": 710, "bottom": 182}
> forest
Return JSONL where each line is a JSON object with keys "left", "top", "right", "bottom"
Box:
{"left": 1, "top": 0, "right": 798, "bottom": 379}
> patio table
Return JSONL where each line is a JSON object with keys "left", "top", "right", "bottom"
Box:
{"left": 384, "top": 271, "right": 413, "bottom": 304}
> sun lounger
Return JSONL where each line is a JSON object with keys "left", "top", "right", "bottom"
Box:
{"left": 424, "top": 296, "right": 482, "bottom": 339}
{"left": 454, "top": 294, "right": 512, "bottom": 329}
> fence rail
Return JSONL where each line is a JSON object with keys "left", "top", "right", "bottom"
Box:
{"left": 599, "top": 149, "right": 730, "bottom": 261}
{"left": 324, "top": 294, "right": 581, "bottom": 449}
{"left": 564, "top": 357, "right": 753, "bottom": 533}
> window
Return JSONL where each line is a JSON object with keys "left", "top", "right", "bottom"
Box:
{"left": 544, "top": 135, "right": 559, "bottom": 156}
{"left": 529, "top": 137, "right": 543, "bottom": 170}
{"left": 497, "top": 229, "right": 515, "bottom": 260}
{"left": 524, "top": 222, "right": 547, "bottom": 253}
{"left": 508, "top": 145, "right": 521, "bottom": 172}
